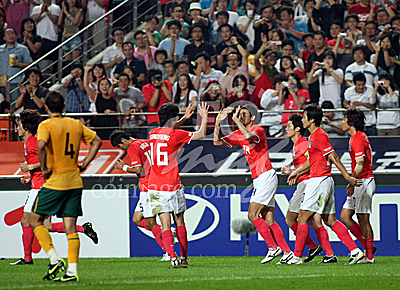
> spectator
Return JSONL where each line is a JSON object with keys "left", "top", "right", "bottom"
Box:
{"left": 84, "top": 70, "right": 120, "bottom": 140}
{"left": 253, "top": 4, "right": 276, "bottom": 53}
{"left": 278, "top": 72, "right": 310, "bottom": 125}
{"left": 164, "top": 59, "right": 178, "bottom": 85}
{"left": 372, "top": 72, "right": 400, "bottom": 136}
{"left": 17, "top": 17, "right": 42, "bottom": 61}
{"left": 275, "top": 39, "right": 305, "bottom": 72}
{"left": 82, "top": 0, "right": 109, "bottom": 55}
{"left": 31, "top": 0, "right": 60, "bottom": 67}
{"left": 0, "top": 100, "right": 12, "bottom": 114}
{"left": 2, "top": 0, "right": 30, "bottom": 36}
{"left": 0, "top": 14, "right": 6, "bottom": 46}
{"left": 159, "top": 20, "right": 190, "bottom": 60}
{"left": 348, "top": 0, "right": 379, "bottom": 24}
{"left": 345, "top": 45, "right": 378, "bottom": 87}
{"left": 209, "top": 0, "right": 239, "bottom": 30}
{"left": 133, "top": 31, "right": 157, "bottom": 69}
{"left": 216, "top": 24, "right": 248, "bottom": 68}
{"left": 333, "top": 33, "right": 355, "bottom": 99}
{"left": 293, "top": 0, "right": 319, "bottom": 34}
{"left": 344, "top": 13, "right": 362, "bottom": 41}
{"left": 109, "top": 72, "right": 147, "bottom": 139}
{"left": 280, "top": 55, "right": 306, "bottom": 84}
{"left": 320, "top": 100, "right": 345, "bottom": 137}
{"left": 260, "top": 75, "right": 286, "bottom": 137}
{"left": 184, "top": 23, "right": 216, "bottom": 73}
{"left": 187, "top": 2, "right": 210, "bottom": 41}
{"left": 312, "top": 0, "right": 345, "bottom": 39}
{"left": 87, "top": 63, "right": 107, "bottom": 112}
{"left": 172, "top": 59, "right": 196, "bottom": 95}
{"left": 200, "top": 80, "right": 224, "bottom": 134}
{"left": 142, "top": 69, "right": 173, "bottom": 134}
{"left": 298, "top": 33, "right": 314, "bottom": 71}
{"left": 142, "top": 15, "right": 162, "bottom": 47}
{"left": 62, "top": 63, "right": 89, "bottom": 113}
{"left": 173, "top": 73, "right": 198, "bottom": 111}
{"left": 58, "top": 0, "right": 83, "bottom": 60}
{"left": 238, "top": 0, "right": 260, "bottom": 52}
{"left": 164, "top": 0, "right": 191, "bottom": 20}
{"left": 226, "top": 74, "right": 254, "bottom": 107}
{"left": 375, "top": 7, "right": 393, "bottom": 32}
{"left": 0, "top": 27, "right": 32, "bottom": 103}
{"left": 280, "top": 7, "right": 308, "bottom": 55}
{"left": 209, "top": 11, "right": 249, "bottom": 47}
{"left": 362, "top": 20, "right": 379, "bottom": 57}
{"left": 102, "top": 27, "right": 125, "bottom": 72}
{"left": 114, "top": 42, "right": 147, "bottom": 83}
{"left": 194, "top": 52, "right": 224, "bottom": 97}
{"left": 267, "top": 28, "right": 284, "bottom": 57}
{"left": 370, "top": 33, "right": 398, "bottom": 75}
{"left": 148, "top": 48, "right": 168, "bottom": 79}
{"left": 123, "top": 66, "right": 138, "bottom": 88}
{"left": 220, "top": 43, "right": 249, "bottom": 97}
{"left": 15, "top": 68, "right": 47, "bottom": 114}
{"left": 343, "top": 72, "right": 376, "bottom": 136}
{"left": 327, "top": 20, "right": 344, "bottom": 51}
{"left": 160, "top": 3, "right": 190, "bottom": 39}
{"left": 306, "top": 30, "right": 328, "bottom": 104}
{"left": 268, "top": 0, "right": 284, "bottom": 20}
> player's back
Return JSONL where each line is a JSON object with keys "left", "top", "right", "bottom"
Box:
{"left": 128, "top": 139, "right": 152, "bottom": 191}
{"left": 308, "top": 128, "right": 334, "bottom": 178}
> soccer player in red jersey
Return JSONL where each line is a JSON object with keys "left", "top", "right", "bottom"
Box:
{"left": 283, "top": 114, "right": 337, "bottom": 263}
{"left": 11, "top": 110, "right": 98, "bottom": 266}
{"left": 147, "top": 102, "right": 209, "bottom": 267}
{"left": 287, "top": 104, "right": 364, "bottom": 265}
{"left": 340, "top": 108, "right": 376, "bottom": 264}
{"left": 214, "top": 104, "right": 293, "bottom": 264}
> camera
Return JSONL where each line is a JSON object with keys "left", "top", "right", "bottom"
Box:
{"left": 322, "top": 117, "right": 329, "bottom": 125}
{"left": 340, "top": 33, "right": 347, "bottom": 38}
{"left": 378, "top": 81, "right": 385, "bottom": 85}
{"left": 388, "top": 26, "right": 395, "bottom": 32}
{"left": 154, "top": 74, "right": 162, "bottom": 82}
{"left": 212, "top": 85, "right": 219, "bottom": 90}
{"left": 282, "top": 81, "right": 288, "bottom": 87}
{"left": 271, "top": 41, "right": 282, "bottom": 46}
{"left": 318, "top": 63, "right": 324, "bottom": 68}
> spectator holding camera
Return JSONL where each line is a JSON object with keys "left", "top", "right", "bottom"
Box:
{"left": 370, "top": 33, "right": 399, "bottom": 76}
{"left": 201, "top": 80, "right": 224, "bottom": 135}
{"left": 320, "top": 100, "right": 345, "bottom": 137}
{"left": 226, "top": 74, "right": 254, "bottom": 107}
{"left": 216, "top": 25, "right": 248, "bottom": 69}
{"left": 142, "top": 69, "right": 173, "bottom": 133}
{"left": 194, "top": 52, "right": 224, "bottom": 98}
{"left": 238, "top": 0, "right": 260, "bottom": 52}
{"left": 63, "top": 63, "right": 89, "bottom": 113}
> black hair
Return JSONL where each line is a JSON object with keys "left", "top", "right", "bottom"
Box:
{"left": 390, "top": 15, "right": 400, "bottom": 26}
{"left": 158, "top": 103, "right": 180, "bottom": 127}
{"left": 25, "top": 68, "right": 42, "bottom": 83}
{"left": 344, "top": 108, "right": 365, "bottom": 132}
{"left": 271, "top": 28, "right": 284, "bottom": 41}
{"left": 288, "top": 114, "right": 305, "bottom": 136}
{"left": 133, "top": 30, "right": 146, "bottom": 39}
{"left": 190, "top": 23, "right": 204, "bottom": 35}
{"left": 220, "top": 23, "right": 234, "bottom": 32}
{"left": 118, "top": 72, "right": 131, "bottom": 82}
{"left": 216, "top": 10, "right": 229, "bottom": 20}
{"left": 376, "top": 7, "right": 389, "bottom": 16}
{"left": 154, "top": 48, "right": 168, "bottom": 60}
{"left": 377, "top": 72, "right": 399, "bottom": 95}
{"left": 122, "top": 66, "right": 136, "bottom": 85}
{"left": 288, "top": 72, "right": 303, "bottom": 90}
{"left": 304, "top": 104, "right": 323, "bottom": 127}
{"left": 20, "top": 17, "right": 37, "bottom": 36}
{"left": 91, "top": 63, "right": 107, "bottom": 80}
{"left": 245, "top": 0, "right": 256, "bottom": 6}
{"left": 321, "top": 50, "right": 337, "bottom": 85}
{"left": 218, "top": 0, "right": 230, "bottom": 4}
{"left": 321, "top": 100, "right": 335, "bottom": 110}
{"left": 172, "top": 3, "right": 184, "bottom": 11}
{"left": 365, "top": 20, "right": 378, "bottom": 29}
{"left": 148, "top": 69, "right": 163, "bottom": 82}
{"left": 301, "top": 33, "right": 313, "bottom": 42}
{"left": 5, "top": 27, "right": 17, "bottom": 35}
{"left": 352, "top": 45, "right": 367, "bottom": 56}
{"left": 330, "top": 19, "right": 343, "bottom": 29}
{"left": 313, "top": 30, "right": 325, "bottom": 39}
{"left": 174, "top": 73, "right": 195, "bottom": 104}
{"left": 273, "top": 75, "right": 288, "bottom": 88}
{"left": 232, "top": 74, "right": 248, "bottom": 91}
{"left": 174, "top": 59, "right": 189, "bottom": 70}
{"left": 98, "top": 77, "right": 112, "bottom": 88}
{"left": 195, "top": 52, "right": 211, "bottom": 63}
{"left": 203, "top": 80, "right": 221, "bottom": 101}
{"left": 111, "top": 27, "right": 125, "bottom": 36}
{"left": 145, "top": 14, "right": 159, "bottom": 24}
{"left": 228, "top": 51, "right": 242, "bottom": 63}
{"left": 260, "top": 4, "right": 274, "bottom": 14}
{"left": 45, "top": 91, "right": 65, "bottom": 114}
{"left": 345, "top": 13, "right": 359, "bottom": 23}
{"left": 164, "top": 58, "right": 175, "bottom": 68}
{"left": 0, "top": 14, "right": 6, "bottom": 23}
{"left": 20, "top": 109, "right": 42, "bottom": 136}
{"left": 281, "top": 7, "right": 294, "bottom": 17}
{"left": 0, "top": 100, "right": 11, "bottom": 114}
{"left": 282, "top": 38, "right": 295, "bottom": 49}
{"left": 167, "top": 19, "right": 182, "bottom": 30}
{"left": 110, "top": 130, "right": 131, "bottom": 147}
{"left": 353, "top": 72, "right": 366, "bottom": 84}
{"left": 280, "top": 55, "right": 295, "bottom": 71}
{"left": 64, "top": 0, "right": 82, "bottom": 11}
{"left": 304, "top": 0, "right": 314, "bottom": 5}
{"left": 71, "top": 62, "right": 84, "bottom": 72}
{"left": 122, "top": 41, "right": 134, "bottom": 50}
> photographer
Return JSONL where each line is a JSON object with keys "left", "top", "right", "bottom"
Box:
{"left": 142, "top": 69, "right": 173, "bottom": 134}
{"left": 62, "top": 63, "right": 89, "bottom": 113}
{"left": 320, "top": 100, "right": 345, "bottom": 137}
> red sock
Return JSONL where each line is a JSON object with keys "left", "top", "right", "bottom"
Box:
{"left": 22, "top": 226, "right": 34, "bottom": 262}
{"left": 365, "top": 238, "right": 374, "bottom": 260}
{"left": 162, "top": 230, "right": 177, "bottom": 259}
{"left": 151, "top": 225, "right": 165, "bottom": 251}
{"left": 252, "top": 217, "right": 277, "bottom": 249}
{"left": 139, "top": 219, "right": 150, "bottom": 231}
{"left": 349, "top": 223, "right": 366, "bottom": 249}
{"left": 51, "top": 222, "right": 65, "bottom": 233}
{"left": 176, "top": 225, "right": 188, "bottom": 258}
{"left": 290, "top": 222, "right": 318, "bottom": 249}
{"left": 76, "top": 225, "right": 84, "bottom": 233}
{"left": 294, "top": 224, "right": 309, "bottom": 258}
{"left": 331, "top": 221, "right": 357, "bottom": 251}
{"left": 315, "top": 226, "right": 334, "bottom": 256}
{"left": 269, "top": 222, "right": 291, "bottom": 253}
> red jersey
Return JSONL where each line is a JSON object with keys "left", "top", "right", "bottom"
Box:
{"left": 142, "top": 81, "right": 173, "bottom": 124}
{"left": 25, "top": 135, "right": 44, "bottom": 189}
{"left": 127, "top": 139, "right": 152, "bottom": 192}
{"left": 293, "top": 136, "right": 310, "bottom": 183}
{"left": 302, "top": 48, "right": 314, "bottom": 71}
{"left": 148, "top": 127, "right": 194, "bottom": 191}
{"left": 223, "top": 125, "right": 273, "bottom": 179}
{"left": 348, "top": 4, "right": 379, "bottom": 23}
{"left": 254, "top": 69, "right": 274, "bottom": 108}
{"left": 349, "top": 131, "right": 374, "bottom": 179}
{"left": 308, "top": 128, "right": 334, "bottom": 178}
{"left": 282, "top": 89, "right": 310, "bottom": 125}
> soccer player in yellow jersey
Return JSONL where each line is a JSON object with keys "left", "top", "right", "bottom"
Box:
{"left": 29, "top": 91, "right": 102, "bottom": 282}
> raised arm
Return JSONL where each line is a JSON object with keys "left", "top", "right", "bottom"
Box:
{"left": 192, "top": 102, "right": 209, "bottom": 141}
{"left": 214, "top": 108, "right": 230, "bottom": 146}
{"left": 231, "top": 106, "right": 258, "bottom": 141}
{"left": 83, "top": 65, "right": 97, "bottom": 103}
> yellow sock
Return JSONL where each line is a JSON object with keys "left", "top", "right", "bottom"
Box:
{"left": 67, "top": 233, "right": 80, "bottom": 264}
{"left": 34, "top": 225, "right": 54, "bottom": 253}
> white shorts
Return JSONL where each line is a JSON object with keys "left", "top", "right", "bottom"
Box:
{"left": 343, "top": 178, "right": 375, "bottom": 214}
{"left": 287, "top": 180, "right": 308, "bottom": 214}
{"left": 250, "top": 169, "right": 277, "bottom": 207}
{"left": 148, "top": 187, "right": 186, "bottom": 215}
{"left": 24, "top": 189, "right": 40, "bottom": 213}
{"left": 301, "top": 176, "right": 335, "bottom": 215}
{"left": 134, "top": 191, "right": 155, "bottom": 218}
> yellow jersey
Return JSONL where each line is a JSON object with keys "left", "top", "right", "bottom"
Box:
{"left": 37, "top": 116, "right": 96, "bottom": 190}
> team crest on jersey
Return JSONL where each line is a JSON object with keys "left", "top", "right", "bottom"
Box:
{"left": 309, "top": 142, "right": 312, "bottom": 149}
{"left": 349, "top": 145, "right": 352, "bottom": 152}
{"left": 293, "top": 149, "right": 296, "bottom": 157}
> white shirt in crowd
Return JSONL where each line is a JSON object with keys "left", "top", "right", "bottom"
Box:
{"left": 345, "top": 61, "right": 378, "bottom": 86}
{"left": 344, "top": 85, "right": 376, "bottom": 126}
{"left": 315, "top": 68, "right": 343, "bottom": 108}
{"left": 376, "top": 90, "right": 400, "bottom": 130}
{"left": 260, "top": 89, "right": 284, "bottom": 137}
{"left": 237, "top": 14, "right": 260, "bottom": 52}
{"left": 31, "top": 4, "right": 61, "bottom": 42}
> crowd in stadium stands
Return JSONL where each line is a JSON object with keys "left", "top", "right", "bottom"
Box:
{"left": 1, "top": 0, "right": 400, "bottom": 140}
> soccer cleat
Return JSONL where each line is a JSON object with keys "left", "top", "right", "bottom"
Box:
{"left": 261, "top": 247, "right": 282, "bottom": 264}
{"left": 287, "top": 256, "right": 303, "bottom": 265}
{"left": 10, "top": 258, "right": 34, "bottom": 265}
{"left": 318, "top": 255, "right": 338, "bottom": 264}
{"left": 54, "top": 273, "right": 79, "bottom": 282}
{"left": 180, "top": 257, "right": 189, "bottom": 266}
{"left": 373, "top": 246, "right": 378, "bottom": 255}
{"left": 43, "top": 258, "right": 66, "bottom": 281}
{"left": 346, "top": 249, "right": 365, "bottom": 265}
{"left": 304, "top": 245, "right": 323, "bottom": 263}
{"left": 276, "top": 251, "right": 294, "bottom": 265}
{"left": 171, "top": 257, "right": 183, "bottom": 268}
{"left": 83, "top": 222, "right": 98, "bottom": 244}
{"left": 159, "top": 253, "right": 170, "bottom": 262}
{"left": 357, "top": 257, "right": 375, "bottom": 264}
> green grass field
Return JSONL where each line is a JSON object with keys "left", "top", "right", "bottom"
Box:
{"left": 1, "top": 256, "right": 399, "bottom": 290}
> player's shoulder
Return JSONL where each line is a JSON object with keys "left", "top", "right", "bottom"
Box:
{"left": 296, "top": 136, "right": 309, "bottom": 145}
